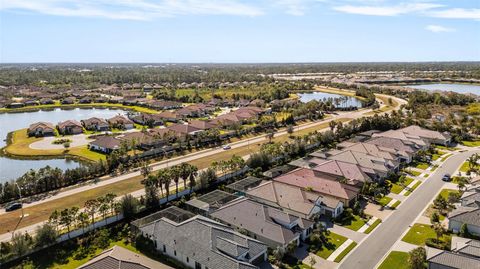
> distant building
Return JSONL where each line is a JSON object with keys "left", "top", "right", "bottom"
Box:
{"left": 28, "top": 122, "right": 56, "bottom": 137}
{"left": 57, "top": 120, "right": 83, "bottom": 135}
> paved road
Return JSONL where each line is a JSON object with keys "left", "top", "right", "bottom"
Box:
{"left": 340, "top": 149, "right": 480, "bottom": 269}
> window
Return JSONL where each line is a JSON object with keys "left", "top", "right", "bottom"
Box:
{"left": 195, "top": 262, "right": 201, "bottom": 269}
{"left": 163, "top": 245, "right": 166, "bottom": 253}
{"left": 174, "top": 250, "right": 177, "bottom": 256}
{"left": 186, "top": 257, "right": 189, "bottom": 263}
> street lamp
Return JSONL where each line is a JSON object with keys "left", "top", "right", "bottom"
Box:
{"left": 14, "top": 182, "right": 24, "bottom": 219}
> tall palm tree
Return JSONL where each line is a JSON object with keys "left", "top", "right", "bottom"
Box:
{"left": 77, "top": 212, "right": 89, "bottom": 234}
{"left": 84, "top": 199, "right": 99, "bottom": 227}
{"left": 156, "top": 170, "right": 166, "bottom": 197}
{"left": 170, "top": 166, "right": 181, "bottom": 197}
{"left": 188, "top": 165, "right": 198, "bottom": 193}
{"left": 49, "top": 210, "right": 60, "bottom": 233}
{"left": 105, "top": 193, "right": 117, "bottom": 216}
{"left": 179, "top": 163, "right": 191, "bottom": 190}
{"left": 163, "top": 169, "right": 172, "bottom": 201}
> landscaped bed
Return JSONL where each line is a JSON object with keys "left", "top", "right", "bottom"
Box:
{"left": 378, "top": 251, "right": 409, "bottom": 269}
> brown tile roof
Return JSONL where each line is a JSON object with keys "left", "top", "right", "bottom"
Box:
{"left": 89, "top": 136, "right": 122, "bottom": 150}
{"left": 107, "top": 115, "right": 134, "bottom": 125}
{"left": 274, "top": 168, "right": 360, "bottom": 201}
{"left": 28, "top": 122, "right": 55, "bottom": 132}
{"left": 57, "top": 119, "right": 83, "bottom": 129}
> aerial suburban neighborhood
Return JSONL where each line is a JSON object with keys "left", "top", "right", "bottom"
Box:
{"left": 1, "top": 1, "right": 480, "bottom": 269}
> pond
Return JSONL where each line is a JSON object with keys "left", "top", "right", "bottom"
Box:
{"left": 298, "top": 92, "right": 363, "bottom": 108}
{"left": 405, "top": 83, "right": 480, "bottom": 95}
{"left": 0, "top": 108, "right": 128, "bottom": 183}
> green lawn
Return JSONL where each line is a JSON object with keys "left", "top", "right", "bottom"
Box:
{"left": 378, "top": 251, "right": 409, "bottom": 269}
{"left": 407, "top": 170, "right": 422, "bottom": 177}
{"left": 459, "top": 162, "right": 470, "bottom": 172}
{"left": 390, "top": 200, "right": 401, "bottom": 209}
{"left": 390, "top": 177, "right": 414, "bottom": 194}
{"left": 342, "top": 215, "right": 367, "bottom": 231}
{"left": 416, "top": 162, "right": 430, "bottom": 170}
{"left": 364, "top": 219, "right": 382, "bottom": 234}
{"left": 316, "top": 232, "right": 348, "bottom": 259}
{"left": 423, "top": 173, "right": 429, "bottom": 178}
{"left": 439, "top": 189, "right": 460, "bottom": 200}
{"left": 430, "top": 165, "right": 438, "bottom": 172}
{"left": 440, "top": 153, "right": 453, "bottom": 162}
{"left": 405, "top": 181, "right": 421, "bottom": 196}
{"left": 462, "top": 140, "right": 480, "bottom": 147}
{"left": 377, "top": 196, "right": 392, "bottom": 207}
{"left": 402, "top": 223, "right": 450, "bottom": 246}
{"left": 334, "top": 242, "right": 357, "bottom": 263}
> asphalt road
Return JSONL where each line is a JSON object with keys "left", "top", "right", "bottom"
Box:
{"left": 340, "top": 149, "right": 480, "bottom": 269}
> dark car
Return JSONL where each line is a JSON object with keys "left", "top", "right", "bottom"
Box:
{"left": 5, "top": 202, "right": 22, "bottom": 212}
{"left": 442, "top": 174, "right": 451, "bottom": 182}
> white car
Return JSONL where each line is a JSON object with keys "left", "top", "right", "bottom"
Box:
{"left": 223, "top": 145, "right": 231, "bottom": 150}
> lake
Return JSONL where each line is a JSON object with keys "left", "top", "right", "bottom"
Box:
{"left": 0, "top": 108, "right": 128, "bottom": 183}
{"left": 405, "top": 83, "right": 480, "bottom": 95}
{"left": 298, "top": 92, "right": 363, "bottom": 108}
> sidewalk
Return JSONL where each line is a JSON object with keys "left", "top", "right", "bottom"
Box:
{"left": 358, "top": 217, "right": 379, "bottom": 233}
{"left": 327, "top": 239, "right": 354, "bottom": 261}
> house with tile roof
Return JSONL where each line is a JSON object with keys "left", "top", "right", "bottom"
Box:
{"left": 273, "top": 168, "right": 360, "bottom": 206}
{"left": 210, "top": 197, "right": 314, "bottom": 249}
{"left": 27, "top": 121, "right": 56, "bottom": 137}
{"left": 81, "top": 117, "right": 110, "bottom": 131}
{"left": 135, "top": 207, "right": 267, "bottom": 269}
{"left": 57, "top": 120, "right": 83, "bottom": 135}
{"left": 89, "top": 136, "right": 122, "bottom": 154}
{"left": 79, "top": 246, "right": 174, "bottom": 269}
{"left": 246, "top": 180, "right": 344, "bottom": 219}
{"left": 427, "top": 237, "right": 480, "bottom": 269}
{"left": 107, "top": 115, "right": 135, "bottom": 130}
{"left": 448, "top": 206, "right": 480, "bottom": 236}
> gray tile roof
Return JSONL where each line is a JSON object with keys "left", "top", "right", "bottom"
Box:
{"left": 449, "top": 207, "right": 480, "bottom": 226}
{"left": 428, "top": 251, "right": 480, "bottom": 269}
{"left": 140, "top": 214, "right": 266, "bottom": 269}
{"left": 210, "top": 198, "right": 313, "bottom": 246}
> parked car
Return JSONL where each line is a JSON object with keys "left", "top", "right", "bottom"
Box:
{"left": 223, "top": 144, "right": 231, "bottom": 150}
{"left": 5, "top": 202, "right": 22, "bottom": 212}
{"left": 442, "top": 174, "right": 451, "bottom": 182}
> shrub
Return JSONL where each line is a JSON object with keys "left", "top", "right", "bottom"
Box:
{"left": 425, "top": 238, "right": 449, "bottom": 250}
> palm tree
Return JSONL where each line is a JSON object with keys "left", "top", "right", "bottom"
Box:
{"left": 77, "top": 212, "right": 89, "bottom": 234}
{"left": 179, "top": 163, "right": 191, "bottom": 190}
{"left": 170, "top": 166, "right": 181, "bottom": 197}
{"left": 105, "top": 193, "right": 117, "bottom": 216}
{"left": 84, "top": 199, "right": 99, "bottom": 227}
{"left": 49, "top": 210, "right": 60, "bottom": 233}
{"left": 162, "top": 169, "right": 172, "bottom": 201}
{"left": 60, "top": 208, "right": 74, "bottom": 238}
{"left": 188, "top": 165, "right": 198, "bottom": 193}
{"left": 156, "top": 170, "right": 166, "bottom": 197}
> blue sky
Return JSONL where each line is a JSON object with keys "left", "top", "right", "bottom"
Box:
{"left": 1, "top": 0, "right": 479, "bottom": 63}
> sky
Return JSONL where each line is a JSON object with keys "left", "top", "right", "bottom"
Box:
{"left": 0, "top": 0, "right": 479, "bottom": 63}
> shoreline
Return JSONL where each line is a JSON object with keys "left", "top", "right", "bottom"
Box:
{"left": 0, "top": 103, "right": 159, "bottom": 114}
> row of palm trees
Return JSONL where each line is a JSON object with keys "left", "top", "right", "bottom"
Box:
{"left": 143, "top": 163, "right": 199, "bottom": 202}
{"left": 48, "top": 193, "right": 118, "bottom": 237}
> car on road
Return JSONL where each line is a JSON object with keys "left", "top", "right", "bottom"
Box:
{"left": 5, "top": 202, "right": 22, "bottom": 212}
{"left": 442, "top": 174, "right": 451, "bottom": 182}
{"left": 223, "top": 144, "right": 231, "bottom": 150}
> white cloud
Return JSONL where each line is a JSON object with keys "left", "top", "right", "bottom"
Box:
{"left": 0, "top": 0, "right": 264, "bottom": 20}
{"left": 425, "top": 24, "right": 455, "bottom": 33}
{"left": 333, "top": 2, "right": 443, "bottom": 16}
{"left": 275, "top": 0, "right": 308, "bottom": 16}
{"left": 428, "top": 8, "right": 480, "bottom": 20}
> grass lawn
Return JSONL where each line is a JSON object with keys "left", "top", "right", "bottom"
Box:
{"left": 334, "top": 242, "right": 357, "bottom": 263}
{"left": 423, "top": 173, "right": 429, "bottom": 178}
{"left": 459, "top": 162, "right": 470, "bottom": 172}
{"left": 390, "top": 200, "right": 401, "bottom": 209}
{"left": 438, "top": 189, "right": 460, "bottom": 200}
{"left": 407, "top": 170, "right": 422, "bottom": 177}
{"left": 415, "top": 162, "right": 430, "bottom": 170}
{"left": 377, "top": 196, "right": 392, "bottom": 207}
{"left": 390, "top": 177, "right": 414, "bottom": 194}
{"left": 402, "top": 223, "right": 450, "bottom": 246}
{"left": 405, "top": 181, "right": 421, "bottom": 196}
{"left": 378, "top": 251, "right": 409, "bottom": 269}
{"left": 430, "top": 165, "right": 438, "bottom": 172}
{"left": 341, "top": 215, "right": 367, "bottom": 231}
{"left": 364, "top": 219, "right": 382, "bottom": 234}
{"left": 462, "top": 140, "right": 480, "bottom": 147}
{"left": 440, "top": 153, "right": 453, "bottom": 162}
{"left": 316, "top": 232, "right": 348, "bottom": 259}
{"left": 3, "top": 129, "right": 106, "bottom": 162}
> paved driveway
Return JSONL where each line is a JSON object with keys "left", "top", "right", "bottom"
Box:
{"left": 340, "top": 149, "right": 480, "bottom": 269}
{"left": 30, "top": 134, "right": 93, "bottom": 149}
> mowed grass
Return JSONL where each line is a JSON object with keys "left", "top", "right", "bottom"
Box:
{"left": 462, "top": 140, "right": 480, "bottom": 147}
{"left": 316, "top": 232, "right": 348, "bottom": 259}
{"left": 390, "top": 177, "right": 414, "bottom": 194}
{"left": 3, "top": 129, "right": 106, "bottom": 162}
{"left": 416, "top": 162, "right": 430, "bottom": 170}
{"left": 404, "top": 181, "right": 421, "bottom": 196}
{"left": 438, "top": 189, "right": 460, "bottom": 200}
{"left": 378, "top": 251, "right": 409, "bottom": 269}
{"left": 402, "top": 223, "right": 450, "bottom": 246}
{"left": 377, "top": 196, "right": 392, "bottom": 207}
{"left": 364, "top": 219, "right": 382, "bottom": 234}
{"left": 459, "top": 162, "right": 470, "bottom": 172}
{"left": 343, "top": 215, "right": 367, "bottom": 231}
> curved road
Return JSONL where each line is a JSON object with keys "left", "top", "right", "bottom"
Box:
{"left": 340, "top": 149, "right": 480, "bottom": 269}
